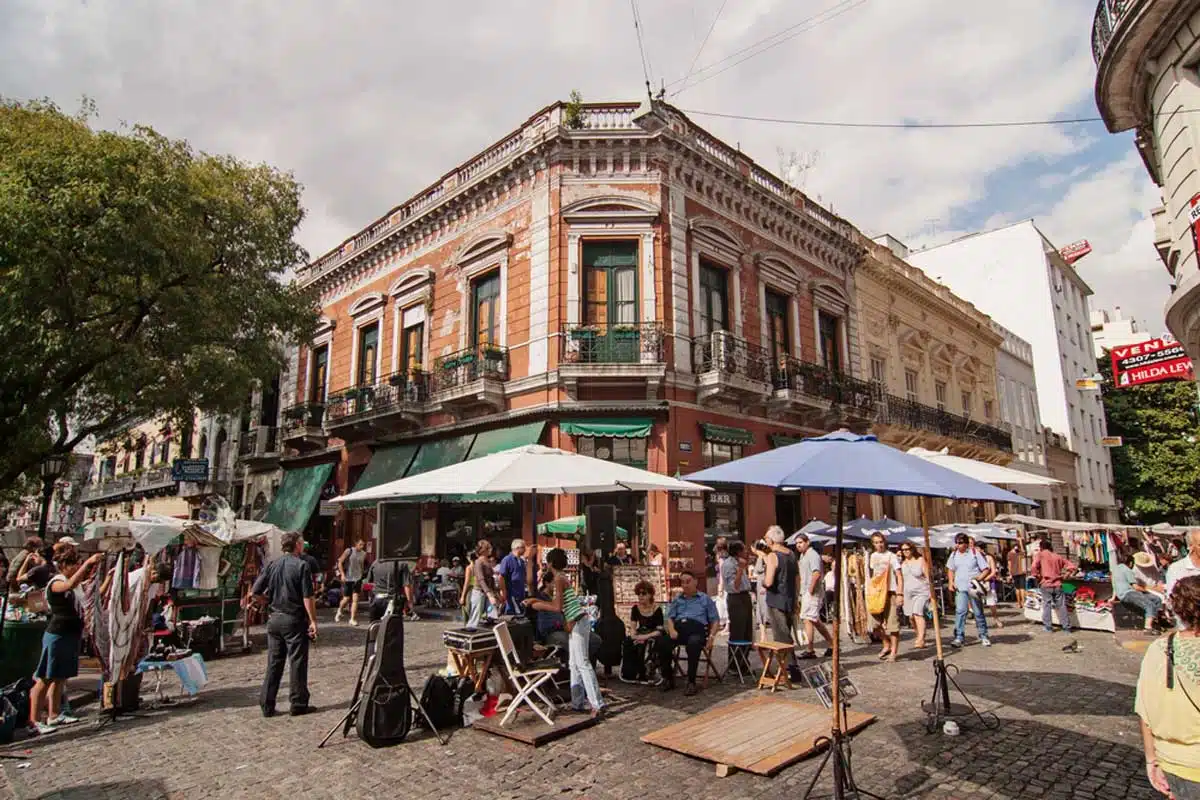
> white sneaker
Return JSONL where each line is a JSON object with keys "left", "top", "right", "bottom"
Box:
{"left": 348, "top": 618, "right": 359, "bottom": 627}
{"left": 334, "top": 610, "right": 343, "bottom": 623}
{"left": 34, "top": 721, "right": 57, "bottom": 735}
{"left": 51, "top": 713, "right": 80, "bottom": 726}
{"left": 980, "top": 638, "right": 992, "bottom": 647}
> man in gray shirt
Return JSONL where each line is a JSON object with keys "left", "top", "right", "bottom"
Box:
{"left": 795, "top": 534, "right": 833, "bottom": 659}
{"left": 336, "top": 538, "right": 368, "bottom": 626}
{"left": 252, "top": 532, "right": 317, "bottom": 718}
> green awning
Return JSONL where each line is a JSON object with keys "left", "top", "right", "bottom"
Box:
{"left": 262, "top": 462, "right": 334, "bottom": 532}
{"left": 345, "top": 444, "right": 418, "bottom": 510}
{"left": 393, "top": 433, "right": 476, "bottom": 505}
{"left": 770, "top": 434, "right": 802, "bottom": 448}
{"left": 537, "top": 514, "right": 628, "bottom": 540}
{"left": 700, "top": 423, "right": 755, "bottom": 446}
{"left": 561, "top": 418, "right": 653, "bottom": 439}
{"left": 443, "top": 421, "right": 546, "bottom": 504}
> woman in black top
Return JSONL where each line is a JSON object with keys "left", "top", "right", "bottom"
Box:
{"left": 28, "top": 543, "right": 103, "bottom": 734}
{"left": 620, "top": 580, "right": 665, "bottom": 684}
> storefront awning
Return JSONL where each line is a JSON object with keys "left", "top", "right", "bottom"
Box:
{"left": 770, "top": 434, "right": 802, "bottom": 448}
{"left": 345, "top": 444, "right": 419, "bottom": 510}
{"left": 700, "top": 423, "right": 755, "bottom": 446}
{"left": 262, "top": 462, "right": 335, "bottom": 533}
{"left": 561, "top": 418, "right": 653, "bottom": 439}
{"left": 443, "top": 421, "right": 547, "bottom": 504}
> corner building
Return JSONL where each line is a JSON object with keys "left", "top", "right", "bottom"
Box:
{"left": 277, "top": 100, "right": 898, "bottom": 583}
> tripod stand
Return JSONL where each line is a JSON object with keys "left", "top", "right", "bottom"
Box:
{"left": 802, "top": 707, "right": 885, "bottom": 800}
{"left": 921, "top": 657, "right": 999, "bottom": 734}
{"left": 318, "top": 620, "right": 447, "bottom": 748}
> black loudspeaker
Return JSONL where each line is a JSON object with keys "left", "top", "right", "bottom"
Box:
{"left": 586, "top": 504, "right": 617, "bottom": 556}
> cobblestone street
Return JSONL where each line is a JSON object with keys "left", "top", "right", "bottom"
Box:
{"left": 0, "top": 607, "right": 1157, "bottom": 800}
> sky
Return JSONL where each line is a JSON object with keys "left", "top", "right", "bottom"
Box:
{"left": 0, "top": 0, "right": 1173, "bottom": 337}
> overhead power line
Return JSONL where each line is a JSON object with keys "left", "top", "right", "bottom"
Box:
{"left": 669, "top": 0, "right": 869, "bottom": 96}
{"left": 677, "top": 0, "right": 730, "bottom": 96}
{"left": 677, "top": 107, "right": 1116, "bottom": 130}
{"left": 629, "top": 0, "right": 655, "bottom": 99}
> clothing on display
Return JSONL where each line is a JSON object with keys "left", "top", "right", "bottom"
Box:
{"left": 196, "top": 547, "right": 221, "bottom": 591}
{"left": 172, "top": 545, "right": 201, "bottom": 590}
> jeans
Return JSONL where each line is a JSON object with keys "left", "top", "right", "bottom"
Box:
{"left": 954, "top": 589, "right": 988, "bottom": 641}
{"left": 568, "top": 616, "right": 603, "bottom": 712}
{"left": 1040, "top": 587, "right": 1071, "bottom": 631}
{"left": 1120, "top": 590, "right": 1163, "bottom": 625}
{"left": 1168, "top": 771, "right": 1200, "bottom": 800}
{"left": 260, "top": 614, "right": 310, "bottom": 712}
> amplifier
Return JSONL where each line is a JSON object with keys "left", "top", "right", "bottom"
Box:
{"left": 442, "top": 627, "right": 497, "bottom": 652}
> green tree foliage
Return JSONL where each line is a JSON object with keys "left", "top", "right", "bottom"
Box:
{"left": 0, "top": 99, "right": 318, "bottom": 492}
{"left": 1098, "top": 354, "right": 1200, "bottom": 524}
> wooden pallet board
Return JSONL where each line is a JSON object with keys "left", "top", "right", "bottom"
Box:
{"left": 473, "top": 708, "right": 598, "bottom": 746}
{"left": 641, "top": 696, "right": 875, "bottom": 776}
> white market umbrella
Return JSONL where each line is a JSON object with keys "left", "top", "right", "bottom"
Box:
{"left": 907, "top": 447, "right": 1062, "bottom": 487}
{"left": 331, "top": 444, "right": 709, "bottom": 502}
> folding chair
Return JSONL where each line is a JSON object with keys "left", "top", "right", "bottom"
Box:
{"left": 673, "top": 642, "right": 722, "bottom": 688}
{"left": 493, "top": 621, "right": 560, "bottom": 727}
{"left": 725, "top": 640, "right": 755, "bottom": 684}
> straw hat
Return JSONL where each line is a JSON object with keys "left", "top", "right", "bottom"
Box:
{"left": 1133, "top": 551, "right": 1155, "bottom": 568}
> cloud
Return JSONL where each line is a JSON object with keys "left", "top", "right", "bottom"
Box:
{"left": 0, "top": 0, "right": 1168, "bottom": 330}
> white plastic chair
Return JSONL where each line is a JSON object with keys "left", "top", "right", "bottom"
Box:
{"left": 493, "top": 621, "right": 559, "bottom": 727}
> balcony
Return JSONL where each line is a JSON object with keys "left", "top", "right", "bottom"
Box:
{"left": 559, "top": 322, "right": 667, "bottom": 400}
{"left": 1092, "top": 0, "right": 1181, "bottom": 134}
{"left": 429, "top": 344, "right": 508, "bottom": 413}
{"left": 81, "top": 467, "right": 177, "bottom": 505}
{"left": 281, "top": 402, "right": 327, "bottom": 451}
{"left": 875, "top": 394, "right": 1013, "bottom": 454}
{"left": 693, "top": 330, "right": 772, "bottom": 406}
{"left": 237, "top": 425, "right": 282, "bottom": 468}
{"left": 325, "top": 371, "right": 430, "bottom": 437}
{"left": 770, "top": 358, "right": 879, "bottom": 424}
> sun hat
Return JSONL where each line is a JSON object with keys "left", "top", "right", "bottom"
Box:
{"left": 56, "top": 536, "right": 80, "bottom": 546}
{"left": 1133, "top": 551, "right": 1155, "bottom": 568}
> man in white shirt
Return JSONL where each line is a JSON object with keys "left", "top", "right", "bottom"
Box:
{"left": 1165, "top": 531, "right": 1200, "bottom": 603}
{"left": 794, "top": 534, "right": 833, "bottom": 659}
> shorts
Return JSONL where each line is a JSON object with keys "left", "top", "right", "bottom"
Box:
{"left": 903, "top": 591, "right": 929, "bottom": 618}
{"left": 798, "top": 592, "right": 822, "bottom": 622}
{"left": 35, "top": 631, "right": 81, "bottom": 681}
{"left": 768, "top": 606, "right": 795, "bottom": 645}
{"left": 870, "top": 593, "right": 901, "bottom": 634}
{"left": 985, "top": 587, "right": 998, "bottom": 608}
{"left": 343, "top": 580, "right": 362, "bottom": 596}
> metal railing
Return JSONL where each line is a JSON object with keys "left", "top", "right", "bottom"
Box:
{"left": 431, "top": 344, "right": 509, "bottom": 393}
{"left": 693, "top": 330, "right": 772, "bottom": 383}
{"left": 238, "top": 426, "right": 280, "bottom": 459}
{"left": 325, "top": 371, "right": 431, "bottom": 424}
{"left": 561, "top": 321, "right": 666, "bottom": 365}
{"left": 282, "top": 402, "right": 326, "bottom": 436}
{"left": 1092, "top": 0, "right": 1138, "bottom": 63}
{"left": 773, "top": 358, "right": 880, "bottom": 415}
{"left": 878, "top": 395, "right": 1013, "bottom": 452}
{"left": 81, "top": 467, "right": 176, "bottom": 503}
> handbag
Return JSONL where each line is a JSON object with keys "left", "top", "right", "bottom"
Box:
{"left": 866, "top": 562, "right": 890, "bottom": 616}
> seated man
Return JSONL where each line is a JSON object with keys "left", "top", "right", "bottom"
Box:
{"left": 658, "top": 570, "right": 720, "bottom": 696}
{"left": 1115, "top": 551, "right": 1164, "bottom": 632}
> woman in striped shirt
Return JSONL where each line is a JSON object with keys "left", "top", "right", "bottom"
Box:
{"left": 524, "top": 547, "right": 604, "bottom": 717}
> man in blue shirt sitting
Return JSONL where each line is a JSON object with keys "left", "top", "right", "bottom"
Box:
{"left": 658, "top": 570, "right": 720, "bottom": 696}
{"left": 497, "top": 539, "right": 533, "bottom": 616}
{"left": 946, "top": 533, "right": 993, "bottom": 648}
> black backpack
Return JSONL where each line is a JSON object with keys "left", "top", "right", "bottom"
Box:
{"left": 419, "top": 674, "right": 470, "bottom": 730}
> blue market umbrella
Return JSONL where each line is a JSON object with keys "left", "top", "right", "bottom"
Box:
{"left": 835, "top": 516, "right": 917, "bottom": 544}
{"left": 786, "top": 518, "right": 833, "bottom": 545}
{"left": 684, "top": 430, "right": 1033, "bottom": 752}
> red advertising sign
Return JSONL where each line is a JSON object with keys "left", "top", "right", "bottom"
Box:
{"left": 1058, "top": 240, "right": 1092, "bottom": 264}
{"left": 1190, "top": 194, "right": 1200, "bottom": 257}
{"left": 1111, "top": 338, "right": 1195, "bottom": 387}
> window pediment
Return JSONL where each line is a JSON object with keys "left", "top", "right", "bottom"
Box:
{"left": 562, "top": 195, "right": 659, "bottom": 225}
{"left": 455, "top": 231, "right": 512, "bottom": 267}
{"left": 314, "top": 316, "right": 336, "bottom": 337}
{"left": 388, "top": 267, "right": 434, "bottom": 298}
{"left": 690, "top": 217, "right": 744, "bottom": 255}
{"left": 811, "top": 279, "right": 849, "bottom": 310}
{"left": 348, "top": 293, "right": 385, "bottom": 317}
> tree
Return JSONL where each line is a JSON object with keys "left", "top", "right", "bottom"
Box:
{"left": 0, "top": 99, "right": 318, "bottom": 493}
{"left": 1098, "top": 354, "right": 1200, "bottom": 524}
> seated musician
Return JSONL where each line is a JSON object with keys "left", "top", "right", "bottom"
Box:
{"left": 620, "top": 580, "right": 663, "bottom": 684}
{"left": 657, "top": 570, "right": 720, "bottom": 696}
{"left": 533, "top": 569, "right": 599, "bottom": 664}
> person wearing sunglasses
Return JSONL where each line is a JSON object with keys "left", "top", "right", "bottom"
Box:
{"left": 899, "top": 543, "right": 931, "bottom": 649}
{"left": 620, "top": 581, "right": 664, "bottom": 684}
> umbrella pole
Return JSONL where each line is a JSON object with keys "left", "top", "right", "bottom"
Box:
{"left": 919, "top": 496, "right": 1000, "bottom": 733}
{"left": 803, "top": 489, "right": 882, "bottom": 800}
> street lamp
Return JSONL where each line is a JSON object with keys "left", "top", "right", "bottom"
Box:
{"left": 37, "top": 454, "right": 70, "bottom": 540}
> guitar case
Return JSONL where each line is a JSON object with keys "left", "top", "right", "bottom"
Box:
{"left": 594, "top": 570, "right": 624, "bottom": 668}
{"left": 354, "top": 612, "right": 413, "bottom": 748}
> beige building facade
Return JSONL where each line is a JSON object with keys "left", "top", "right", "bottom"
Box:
{"left": 856, "top": 235, "right": 1012, "bottom": 526}
{"left": 82, "top": 417, "right": 196, "bottom": 521}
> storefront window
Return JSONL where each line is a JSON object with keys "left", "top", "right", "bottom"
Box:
{"left": 702, "top": 441, "right": 743, "bottom": 467}
{"left": 575, "top": 436, "right": 648, "bottom": 467}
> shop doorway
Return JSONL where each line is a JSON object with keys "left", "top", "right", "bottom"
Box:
{"left": 774, "top": 493, "right": 804, "bottom": 535}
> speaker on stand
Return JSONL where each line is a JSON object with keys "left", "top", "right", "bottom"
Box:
{"left": 585, "top": 504, "right": 617, "bottom": 559}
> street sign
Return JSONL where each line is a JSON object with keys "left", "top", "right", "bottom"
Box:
{"left": 1059, "top": 240, "right": 1092, "bottom": 264}
{"left": 1101, "top": 436, "right": 1123, "bottom": 447}
{"left": 1111, "top": 338, "right": 1195, "bottom": 388}
{"left": 318, "top": 501, "right": 340, "bottom": 516}
{"left": 1076, "top": 378, "right": 1100, "bottom": 390}
{"left": 170, "top": 458, "right": 209, "bottom": 482}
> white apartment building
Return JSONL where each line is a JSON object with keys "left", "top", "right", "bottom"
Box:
{"left": 906, "top": 220, "right": 1118, "bottom": 522}
{"left": 1090, "top": 306, "right": 1150, "bottom": 358}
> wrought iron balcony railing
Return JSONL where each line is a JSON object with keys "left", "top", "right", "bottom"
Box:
{"left": 238, "top": 426, "right": 280, "bottom": 459}
{"left": 431, "top": 344, "right": 509, "bottom": 393}
{"left": 561, "top": 322, "right": 666, "bottom": 365}
{"left": 772, "top": 357, "right": 880, "bottom": 415}
{"left": 878, "top": 394, "right": 1013, "bottom": 452}
{"left": 282, "top": 402, "right": 326, "bottom": 435}
{"left": 325, "top": 371, "right": 430, "bottom": 424}
{"left": 693, "top": 330, "right": 772, "bottom": 383}
{"left": 1092, "top": 0, "right": 1138, "bottom": 63}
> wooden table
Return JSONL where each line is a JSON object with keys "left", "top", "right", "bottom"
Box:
{"left": 754, "top": 642, "right": 795, "bottom": 692}
{"left": 447, "top": 645, "right": 498, "bottom": 694}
